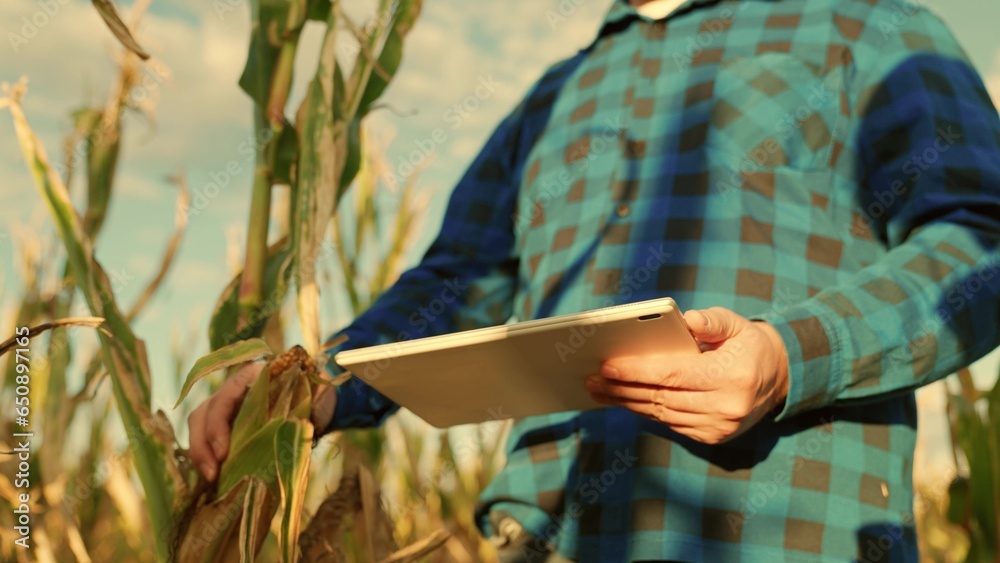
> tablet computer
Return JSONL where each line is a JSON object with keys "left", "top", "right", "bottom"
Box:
{"left": 333, "top": 297, "right": 700, "bottom": 428}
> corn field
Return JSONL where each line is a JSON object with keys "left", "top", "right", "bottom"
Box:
{"left": 0, "top": 1, "right": 998, "bottom": 562}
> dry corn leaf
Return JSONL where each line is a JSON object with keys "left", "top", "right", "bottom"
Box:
{"left": 0, "top": 317, "right": 104, "bottom": 357}
{"left": 91, "top": 0, "right": 150, "bottom": 60}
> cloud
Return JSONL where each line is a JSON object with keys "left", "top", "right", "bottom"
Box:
{"left": 0, "top": 1, "right": 255, "bottom": 229}
{"left": 366, "top": 0, "right": 609, "bottom": 189}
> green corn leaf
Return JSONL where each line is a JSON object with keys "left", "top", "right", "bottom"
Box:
{"left": 222, "top": 418, "right": 287, "bottom": 501}
{"left": 227, "top": 362, "right": 277, "bottom": 460}
{"left": 986, "top": 375, "right": 1000, "bottom": 555}
{"left": 238, "top": 0, "right": 292, "bottom": 107}
{"left": 174, "top": 338, "right": 273, "bottom": 408}
{"left": 338, "top": 117, "right": 363, "bottom": 202}
{"left": 178, "top": 347, "right": 319, "bottom": 561}
{"left": 84, "top": 114, "right": 122, "bottom": 239}
{"left": 39, "top": 292, "right": 76, "bottom": 486}
{"left": 91, "top": 0, "right": 150, "bottom": 60}
{"left": 355, "top": 0, "right": 424, "bottom": 119}
{"left": 946, "top": 475, "right": 970, "bottom": 526}
{"left": 306, "top": 0, "right": 332, "bottom": 21}
{"left": 949, "top": 389, "right": 999, "bottom": 552}
{"left": 270, "top": 124, "right": 300, "bottom": 186}
{"left": 274, "top": 419, "right": 313, "bottom": 562}
{"left": 221, "top": 348, "right": 314, "bottom": 494}
{"left": 209, "top": 238, "right": 293, "bottom": 351}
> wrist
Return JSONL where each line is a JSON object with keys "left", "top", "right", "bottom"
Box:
{"left": 755, "top": 321, "right": 790, "bottom": 411}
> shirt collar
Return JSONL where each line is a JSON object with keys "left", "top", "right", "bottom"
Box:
{"left": 601, "top": 0, "right": 735, "bottom": 29}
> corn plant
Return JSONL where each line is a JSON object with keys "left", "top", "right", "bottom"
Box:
{"left": 944, "top": 366, "right": 1000, "bottom": 562}
{"left": 3, "top": 78, "right": 191, "bottom": 562}
{"left": 0, "top": 0, "right": 532, "bottom": 562}
{"left": 914, "top": 479, "right": 970, "bottom": 562}
{"left": 0, "top": 11, "right": 182, "bottom": 553}
{"left": 3, "top": 0, "right": 445, "bottom": 560}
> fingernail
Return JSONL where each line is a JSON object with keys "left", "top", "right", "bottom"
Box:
{"left": 687, "top": 310, "right": 707, "bottom": 327}
{"left": 201, "top": 463, "right": 216, "bottom": 481}
{"left": 601, "top": 364, "right": 619, "bottom": 379}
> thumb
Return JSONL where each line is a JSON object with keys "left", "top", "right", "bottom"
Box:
{"left": 684, "top": 307, "right": 743, "bottom": 344}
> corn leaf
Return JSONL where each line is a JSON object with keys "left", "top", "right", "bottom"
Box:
{"left": 239, "top": 478, "right": 267, "bottom": 563}
{"left": 209, "top": 238, "right": 293, "bottom": 350}
{"left": 379, "top": 529, "right": 451, "bottom": 563}
{"left": 949, "top": 390, "right": 998, "bottom": 550}
{"left": 181, "top": 348, "right": 318, "bottom": 561}
{"left": 221, "top": 348, "right": 314, "bottom": 494}
{"left": 0, "top": 317, "right": 104, "bottom": 357}
{"left": 174, "top": 338, "right": 273, "bottom": 407}
{"left": 40, "top": 296, "right": 76, "bottom": 485}
{"left": 177, "top": 475, "right": 276, "bottom": 563}
{"left": 238, "top": 0, "right": 305, "bottom": 110}
{"left": 71, "top": 107, "right": 122, "bottom": 239}
{"left": 271, "top": 125, "right": 300, "bottom": 186}
{"left": 306, "top": 0, "right": 332, "bottom": 21}
{"left": 226, "top": 363, "right": 279, "bottom": 460}
{"left": 357, "top": 463, "right": 397, "bottom": 560}
{"left": 337, "top": 117, "right": 362, "bottom": 202}
{"left": 355, "top": 0, "right": 424, "bottom": 118}
{"left": 221, "top": 419, "right": 288, "bottom": 494}
{"left": 275, "top": 419, "right": 314, "bottom": 563}
{"left": 91, "top": 0, "right": 150, "bottom": 60}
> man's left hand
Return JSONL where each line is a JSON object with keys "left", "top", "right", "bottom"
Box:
{"left": 585, "top": 307, "right": 790, "bottom": 445}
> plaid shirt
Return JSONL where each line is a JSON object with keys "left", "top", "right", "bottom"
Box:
{"left": 324, "top": 0, "right": 1000, "bottom": 560}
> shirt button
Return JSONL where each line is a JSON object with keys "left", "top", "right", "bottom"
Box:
{"left": 615, "top": 203, "right": 631, "bottom": 217}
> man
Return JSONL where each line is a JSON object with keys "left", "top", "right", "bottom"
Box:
{"left": 190, "top": 0, "right": 1000, "bottom": 560}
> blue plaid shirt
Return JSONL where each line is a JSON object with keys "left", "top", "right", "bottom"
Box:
{"left": 323, "top": 0, "right": 1000, "bottom": 560}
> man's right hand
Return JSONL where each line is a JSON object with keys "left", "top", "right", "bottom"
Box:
{"left": 187, "top": 361, "right": 338, "bottom": 482}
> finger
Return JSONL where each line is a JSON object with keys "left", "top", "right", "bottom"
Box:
{"left": 590, "top": 394, "right": 714, "bottom": 428}
{"left": 187, "top": 404, "right": 215, "bottom": 481}
{"left": 585, "top": 377, "right": 710, "bottom": 413}
{"left": 672, "top": 426, "right": 726, "bottom": 445}
{"left": 204, "top": 363, "right": 261, "bottom": 463}
{"left": 600, "top": 356, "right": 717, "bottom": 391}
{"left": 310, "top": 384, "right": 338, "bottom": 432}
{"left": 684, "top": 307, "right": 743, "bottom": 344}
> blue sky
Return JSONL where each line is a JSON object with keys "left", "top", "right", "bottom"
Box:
{"left": 2, "top": 0, "right": 999, "bottom": 471}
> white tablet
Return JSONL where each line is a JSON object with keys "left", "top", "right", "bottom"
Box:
{"left": 333, "top": 297, "right": 700, "bottom": 427}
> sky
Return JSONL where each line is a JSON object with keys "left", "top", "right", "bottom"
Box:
{"left": 1, "top": 0, "right": 999, "bottom": 476}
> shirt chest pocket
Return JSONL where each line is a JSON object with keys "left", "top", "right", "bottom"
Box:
{"left": 705, "top": 52, "right": 849, "bottom": 173}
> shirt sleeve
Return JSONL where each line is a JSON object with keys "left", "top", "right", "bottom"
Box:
{"left": 752, "top": 10, "right": 1000, "bottom": 421}
{"left": 317, "top": 97, "right": 532, "bottom": 432}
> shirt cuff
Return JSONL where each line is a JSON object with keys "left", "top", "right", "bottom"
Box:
{"left": 319, "top": 340, "right": 397, "bottom": 433}
{"left": 749, "top": 300, "right": 848, "bottom": 421}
